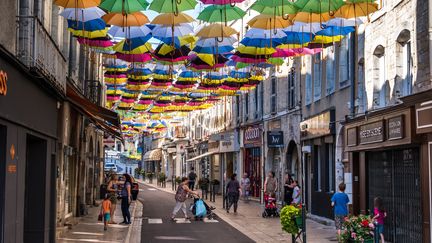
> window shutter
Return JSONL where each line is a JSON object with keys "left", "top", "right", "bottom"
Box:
{"left": 313, "top": 54, "right": 322, "bottom": 102}
{"left": 326, "top": 48, "right": 335, "bottom": 95}
{"left": 339, "top": 36, "right": 349, "bottom": 88}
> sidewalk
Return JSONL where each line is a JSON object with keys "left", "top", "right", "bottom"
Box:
{"left": 139, "top": 179, "right": 338, "bottom": 243}
{"left": 57, "top": 200, "right": 141, "bottom": 243}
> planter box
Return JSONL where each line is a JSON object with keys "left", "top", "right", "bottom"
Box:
{"left": 295, "top": 216, "right": 303, "bottom": 229}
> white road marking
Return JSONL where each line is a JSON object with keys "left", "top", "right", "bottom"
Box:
{"left": 174, "top": 218, "right": 191, "bottom": 223}
{"left": 203, "top": 218, "right": 219, "bottom": 223}
{"left": 148, "top": 218, "right": 163, "bottom": 224}
{"left": 154, "top": 236, "right": 198, "bottom": 240}
{"left": 147, "top": 188, "right": 157, "bottom": 191}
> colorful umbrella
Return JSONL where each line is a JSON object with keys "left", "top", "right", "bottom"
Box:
{"left": 108, "top": 25, "right": 153, "bottom": 38}
{"left": 149, "top": 0, "right": 197, "bottom": 13}
{"left": 114, "top": 40, "right": 152, "bottom": 54}
{"left": 69, "top": 28, "right": 109, "bottom": 38}
{"left": 250, "top": 0, "right": 298, "bottom": 16}
{"left": 103, "top": 12, "right": 150, "bottom": 27}
{"left": 196, "top": 36, "right": 237, "bottom": 47}
{"left": 197, "top": 5, "right": 246, "bottom": 23}
{"left": 54, "top": 0, "right": 100, "bottom": 8}
{"left": 199, "top": 0, "right": 244, "bottom": 4}
{"left": 99, "top": 0, "right": 149, "bottom": 14}
{"left": 151, "top": 13, "right": 195, "bottom": 25}
{"left": 60, "top": 7, "right": 105, "bottom": 21}
{"left": 294, "top": 0, "right": 345, "bottom": 14}
{"left": 247, "top": 15, "right": 291, "bottom": 29}
{"left": 193, "top": 45, "right": 234, "bottom": 54}
{"left": 196, "top": 24, "right": 237, "bottom": 38}
{"left": 77, "top": 37, "right": 113, "bottom": 48}
{"left": 152, "top": 24, "right": 194, "bottom": 40}
{"left": 334, "top": 0, "right": 379, "bottom": 19}
{"left": 67, "top": 19, "right": 106, "bottom": 31}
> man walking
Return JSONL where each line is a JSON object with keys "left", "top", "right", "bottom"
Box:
{"left": 188, "top": 167, "right": 197, "bottom": 191}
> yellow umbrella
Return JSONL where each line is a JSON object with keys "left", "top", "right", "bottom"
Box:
{"left": 157, "top": 44, "right": 176, "bottom": 55}
{"left": 54, "top": 0, "right": 100, "bottom": 8}
{"left": 291, "top": 12, "right": 332, "bottom": 23}
{"left": 69, "top": 28, "right": 109, "bottom": 39}
{"left": 179, "top": 35, "right": 198, "bottom": 47}
{"left": 197, "top": 54, "right": 216, "bottom": 66}
{"left": 313, "top": 35, "right": 344, "bottom": 44}
{"left": 114, "top": 41, "right": 152, "bottom": 54}
{"left": 334, "top": 2, "right": 379, "bottom": 19}
{"left": 237, "top": 45, "right": 276, "bottom": 55}
{"left": 151, "top": 13, "right": 195, "bottom": 25}
{"left": 103, "top": 12, "right": 149, "bottom": 27}
{"left": 196, "top": 24, "right": 237, "bottom": 38}
{"left": 247, "top": 15, "right": 291, "bottom": 30}
{"left": 277, "top": 43, "right": 309, "bottom": 49}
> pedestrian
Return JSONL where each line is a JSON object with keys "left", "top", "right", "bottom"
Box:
{"left": 188, "top": 167, "right": 197, "bottom": 191}
{"left": 120, "top": 173, "right": 132, "bottom": 225}
{"left": 226, "top": 173, "right": 241, "bottom": 213}
{"left": 264, "top": 171, "right": 277, "bottom": 196}
{"left": 100, "top": 194, "right": 112, "bottom": 231}
{"left": 171, "top": 177, "right": 198, "bottom": 221}
{"left": 292, "top": 180, "right": 301, "bottom": 204}
{"left": 372, "top": 197, "right": 387, "bottom": 243}
{"left": 107, "top": 173, "right": 119, "bottom": 224}
{"left": 240, "top": 173, "right": 251, "bottom": 202}
{"left": 283, "top": 173, "right": 295, "bottom": 206}
{"left": 331, "top": 183, "right": 350, "bottom": 236}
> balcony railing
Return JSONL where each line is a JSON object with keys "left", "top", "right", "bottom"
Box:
{"left": 84, "top": 79, "right": 102, "bottom": 106}
{"left": 17, "top": 16, "right": 67, "bottom": 94}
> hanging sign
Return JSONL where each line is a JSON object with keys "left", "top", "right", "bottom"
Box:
{"left": 0, "top": 70, "right": 7, "bottom": 96}
{"left": 267, "top": 131, "right": 284, "bottom": 148}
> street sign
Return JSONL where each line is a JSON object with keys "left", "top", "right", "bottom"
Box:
{"left": 267, "top": 131, "right": 284, "bottom": 148}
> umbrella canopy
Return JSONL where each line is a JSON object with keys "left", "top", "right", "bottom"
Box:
{"left": 70, "top": 28, "right": 109, "bottom": 38}
{"left": 152, "top": 24, "right": 194, "bottom": 40}
{"left": 283, "top": 21, "right": 321, "bottom": 34}
{"left": 60, "top": 7, "right": 105, "bottom": 21}
{"left": 334, "top": 1, "right": 378, "bottom": 19}
{"left": 99, "top": 0, "right": 149, "bottom": 14}
{"left": 251, "top": 0, "right": 298, "bottom": 16}
{"left": 294, "top": 0, "right": 344, "bottom": 13}
{"left": 196, "top": 36, "right": 237, "bottom": 47}
{"left": 54, "top": 0, "right": 100, "bottom": 8}
{"left": 316, "top": 26, "right": 355, "bottom": 36}
{"left": 291, "top": 11, "right": 333, "bottom": 23}
{"left": 244, "top": 28, "right": 287, "bottom": 39}
{"left": 108, "top": 25, "right": 152, "bottom": 38}
{"left": 149, "top": 0, "right": 197, "bottom": 13}
{"left": 151, "top": 13, "right": 195, "bottom": 25}
{"left": 103, "top": 12, "right": 150, "bottom": 27}
{"left": 67, "top": 19, "right": 106, "bottom": 31}
{"left": 77, "top": 37, "right": 113, "bottom": 48}
{"left": 197, "top": 5, "right": 246, "bottom": 23}
{"left": 199, "top": 0, "right": 244, "bottom": 4}
{"left": 193, "top": 45, "right": 234, "bottom": 54}
{"left": 237, "top": 45, "right": 276, "bottom": 55}
{"left": 248, "top": 15, "right": 291, "bottom": 29}
{"left": 196, "top": 24, "right": 237, "bottom": 38}
{"left": 283, "top": 31, "right": 315, "bottom": 44}
{"left": 325, "top": 17, "right": 363, "bottom": 27}
{"left": 114, "top": 40, "right": 152, "bottom": 54}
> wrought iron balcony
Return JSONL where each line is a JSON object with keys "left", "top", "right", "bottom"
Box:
{"left": 84, "top": 79, "right": 102, "bottom": 106}
{"left": 16, "top": 16, "right": 67, "bottom": 94}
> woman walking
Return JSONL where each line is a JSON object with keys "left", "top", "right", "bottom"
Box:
{"left": 120, "top": 174, "right": 132, "bottom": 224}
{"left": 171, "top": 177, "right": 198, "bottom": 221}
{"left": 107, "top": 174, "right": 119, "bottom": 224}
{"left": 264, "top": 171, "right": 277, "bottom": 196}
{"left": 283, "top": 173, "right": 294, "bottom": 206}
{"left": 226, "top": 174, "right": 241, "bottom": 214}
{"left": 240, "top": 173, "right": 251, "bottom": 202}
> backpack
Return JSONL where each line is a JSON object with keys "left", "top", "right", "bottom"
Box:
{"left": 175, "top": 185, "right": 187, "bottom": 202}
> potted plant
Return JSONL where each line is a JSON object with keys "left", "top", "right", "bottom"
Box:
{"left": 158, "top": 172, "right": 167, "bottom": 183}
{"left": 134, "top": 167, "right": 141, "bottom": 178}
{"left": 146, "top": 172, "right": 154, "bottom": 183}
{"left": 175, "top": 176, "right": 182, "bottom": 184}
{"left": 211, "top": 179, "right": 220, "bottom": 193}
{"left": 140, "top": 169, "right": 145, "bottom": 180}
{"left": 280, "top": 204, "right": 302, "bottom": 235}
{"left": 198, "top": 177, "right": 210, "bottom": 191}
{"left": 340, "top": 214, "right": 375, "bottom": 243}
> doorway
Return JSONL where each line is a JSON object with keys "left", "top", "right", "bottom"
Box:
{"left": 24, "top": 135, "right": 47, "bottom": 243}
{"left": 0, "top": 125, "right": 6, "bottom": 243}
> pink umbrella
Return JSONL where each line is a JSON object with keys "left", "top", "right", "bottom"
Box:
{"left": 231, "top": 55, "right": 266, "bottom": 63}
{"left": 116, "top": 53, "right": 152, "bottom": 63}
{"left": 190, "top": 63, "right": 225, "bottom": 70}
{"left": 291, "top": 48, "right": 322, "bottom": 55}
{"left": 78, "top": 37, "right": 113, "bottom": 48}
{"left": 173, "top": 84, "right": 195, "bottom": 89}
{"left": 154, "top": 55, "right": 189, "bottom": 63}
{"left": 151, "top": 82, "right": 172, "bottom": 87}
{"left": 272, "top": 49, "right": 296, "bottom": 58}
{"left": 220, "top": 85, "right": 240, "bottom": 90}
{"left": 138, "top": 100, "right": 153, "bottom": 105}
{"left": 107, "top": 96, "right": 121, "bottom": 101}
{"left": 199, "top": 0, "right": 244, "bottom": 4}
{"left": 104, "top": 74, "right": 127, "bottom": 78}
{"left": 120, "top": 98, "right": 135, "bottom": 103}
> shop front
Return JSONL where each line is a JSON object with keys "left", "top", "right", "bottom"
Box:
{"left": 345, "top": 105, "right": 429, "bottom": 243}
{"left": 243, "top": 125, "right": 262, "bottom": 198}
{"left": 300, "top": 110, "right": 336, "bottom": 219}
{"left": 143, "top": 149, "right": 162, "bottom": 173}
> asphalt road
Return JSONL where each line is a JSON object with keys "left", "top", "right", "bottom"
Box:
{"left": 137, "top": 183, "right": 254, "bottom": 243}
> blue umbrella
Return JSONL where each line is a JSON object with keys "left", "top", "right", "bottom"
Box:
{"left": 67, "top": 18, "right": 106, "bottom": 31}
{"left": 179, "top": 70, "right": 200, "bottom": 78}
{"left": 240, "top": 37, "right": 285, "bottom": 47}
{"left": 316, "top": 26, "right": 355, "bottom": 37}
{"left": 283, "top": 32, "right": 315, "bottom": 44}
{"left": 193, "top": 45, "right": 234, "bottom": 54}
{"left": 123, "top": 36, "right": 152, "bottom": 50}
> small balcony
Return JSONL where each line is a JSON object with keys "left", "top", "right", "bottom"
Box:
{"left": 16, "top": 16, "right": 67, "bottom": 94}
{"left": 84, "top": 80, "right": 102, "bottom": 106}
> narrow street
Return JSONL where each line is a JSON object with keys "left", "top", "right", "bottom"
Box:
{"left": 137, "top": 183, "right": 254, "bottom": 243}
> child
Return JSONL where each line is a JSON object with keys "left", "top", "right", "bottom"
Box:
{"left": 101, "top": 194, "right": 112, "bottom": 231}
{"left": 331, "top": 183, "right": 349, "bottom": 236}
{"left": 373, "top": 197, "right": 386, "bottom": 243}
{"left": 292, "top": 180, "right": 301, "bottom": 204}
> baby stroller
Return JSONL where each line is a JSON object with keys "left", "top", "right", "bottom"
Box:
{"left": 190, "top": 196, "right": 216, "bottom": 220}
{"left": 262, "top": 193, "right": 279, "bottom": 218}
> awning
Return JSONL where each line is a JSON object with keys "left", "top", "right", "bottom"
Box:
{"left": 143, "top": 149, "right": 162, "bottom": 161}
{"left": 66, "top": 83, "right": 122, "bottom": 140}
{"left": 186, "top": 151, "right": 217, "bottom": 162}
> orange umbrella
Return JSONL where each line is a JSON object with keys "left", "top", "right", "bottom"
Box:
{"left": 196, "top": 23, "right": 237, "bottom": 38}
{"left": 151, "top": 13, "right": 195, "bottom": 25}
{"left": 103, "top": 12, "right": 150, "bottom": 27}
{"left": 54, "top": 0, "right": 101, "bottom": 8}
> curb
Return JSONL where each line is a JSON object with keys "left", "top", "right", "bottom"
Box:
{"left": 124, "top": 201, "right": 138, "bottom": 243}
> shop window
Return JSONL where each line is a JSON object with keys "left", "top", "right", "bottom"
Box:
{"left": 313, "top": 53, "right": 322, "bottom": 102}
{"left": 396, "top": 30, "right": 412, "bottom": 97}
{"left": 326, "top": 47, "right": 336, "bottom": 95}
{"left": 372, "top": 45, "right": 387, "bottom": 108}
{"left": 339, "top": 34, "right": 351, "bottom": 89}
{"left": 288, "top": 68, "right": 296, "bottom": 109}
{"left": 305, "top": 56, "right": 312, "bottom": 105}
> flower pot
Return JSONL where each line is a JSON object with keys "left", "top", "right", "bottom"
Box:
{"left": 348, "top": 238, "right": 374, "bottom": 243}
{"left": 295, "top": 216, "right": 303, "bottom": 229}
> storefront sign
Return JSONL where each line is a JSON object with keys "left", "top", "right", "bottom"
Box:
{"left": 300, "top": 110, "right": 335, "bottom": 139}
{"left": 208, "top": 141, "right": 220, "bottom": 153}
{"left": 219, "top": 131, "right": 239, "bottom": 153}
{"left": 0, "top": 70, "right": 7, "bottom": 96}
{"left": 359, "top": 121, "right": 384, "bottom": 145}
{"left": 416, "top": 103, "right": 432, "bottom": 132}
{"left": 268, "top": 119, "right": 281, "bottom": 131}
{"left": 267, "top": 131, "right": 284, "bottom": 148}
{"left": 388, "top": 115, "right": 404, "bottom": 140}
{"left": 347, "top": 127, "right": 357, "bottom": 147}
{"left": 244, "top": 126, "right": 261, "bottom": 148}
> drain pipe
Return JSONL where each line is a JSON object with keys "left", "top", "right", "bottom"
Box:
{"left": 429, "top": 1, "right": 432, "bottom": 88}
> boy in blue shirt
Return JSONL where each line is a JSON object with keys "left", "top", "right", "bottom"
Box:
{"left": 331, "top": 183, "right": 350, "bottom": 236}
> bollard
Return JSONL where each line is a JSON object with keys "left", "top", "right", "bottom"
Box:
{"left": 172, "top": 176, "right": 175, "bottom": 191}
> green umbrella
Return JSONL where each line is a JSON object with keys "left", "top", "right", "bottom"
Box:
{"left": 251, "top": 0, "right": 298, "bottom": 16}
{"left": 149, "top": 0, "right": 197, "bottom": 13}
{"left": 99, "top": 0, "right": 149, "bottom": 14}
{"left": 294, "top": 0, "right": 344, "bottom": 13}
{"left": 197, "top": 5, "right": 246, "bottom": 23}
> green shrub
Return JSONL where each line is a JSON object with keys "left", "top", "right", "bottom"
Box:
{"left": 280, "top": 205, "right": 302, "bottom": 235}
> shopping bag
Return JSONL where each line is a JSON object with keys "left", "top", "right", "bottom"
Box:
{"left": 98, "top": 212, "right": 103, "bottom": 221}
{"left": 195, "top": 199, "right": 207, "bottom": 217}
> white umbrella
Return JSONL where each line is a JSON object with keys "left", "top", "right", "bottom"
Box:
{"left": 244, "top": 28, "right": 287, "bottom": 39}
{"left": 325, "top": 17, "right": 364, "bottom": 27}
{"left": 284, "top": 22, "right": 322, "bottom": 34}
{"left": 152, "top": 24, "right": 194, "bottom": 39}
{"left": 60, "top": 7, "right": 105, "bottom": 21}
{"left": 195, "top": 37, "right": 237, "bottom": 47}
{"left": 108, "top": 25, "right": 153, "bottom": 39}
